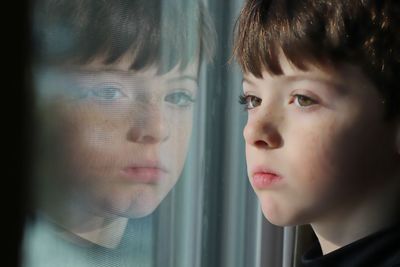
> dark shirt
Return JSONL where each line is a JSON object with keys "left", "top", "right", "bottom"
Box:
{"left": 302, "top": 224, "right": 400, "bottom": 267}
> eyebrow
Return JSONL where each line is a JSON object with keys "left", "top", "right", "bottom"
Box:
{"left": 284, "top": 75, "right": 334, "bottom": 84}
{"left": 243, "top": 74, "right": 342, "bottom": 87}
{"left": 284, "top": 75, "right": 348, "bottom": 93}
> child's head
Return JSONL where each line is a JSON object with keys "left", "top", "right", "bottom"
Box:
{"left": 33, "top": 0, "right": 215, "bottom": 221}
{"left": 234, "top": 0, "right": 400, "bottom": 227}
{"left": 235, "top": 0, "right": 400, "bottom": 118}
{"left": 33, "top": 0, "right": 215, "bottom": 73}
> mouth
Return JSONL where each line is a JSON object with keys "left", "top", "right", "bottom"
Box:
{"left": 251, "top": 167, "right": 282, "bottom": 189}
{"left": 120, "top": 162, "right": 168, "bottom": 184}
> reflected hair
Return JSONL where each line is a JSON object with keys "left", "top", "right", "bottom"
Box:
{"left": 32, "top": 0, "right": 215, "bottom": 73}
{"left": 233, "top": 0, "right": 400, "bottom": 118}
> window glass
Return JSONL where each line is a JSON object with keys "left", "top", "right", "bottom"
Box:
{"left": 21, "top": 1, "right": 293, "bottom": 267}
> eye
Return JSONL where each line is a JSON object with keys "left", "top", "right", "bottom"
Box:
{"left": 82, "top": 83, "right": 127, "bottom": 103}
{"left": 239, "top": 93, "right": 262, "bottom": 110}
{"left": 164, "top": 91, "right": 195, "bottom": 108}
{"left": 293, "top": 94, "right": 317, "bottom": 107}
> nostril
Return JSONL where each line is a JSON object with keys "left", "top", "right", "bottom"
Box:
{"left": 244, "top": 121, "right": 282, "bottom": 149}
{"left": 127, "top": 120, "right": 170, "bottom": 144}
{"left": 254, "top": 140, "right": 269, "bottom": 148}
{"left": 139, "top": 135, "right": 158, "bottom": 144}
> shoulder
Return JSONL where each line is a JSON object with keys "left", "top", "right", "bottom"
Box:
{"left": 301, "top": 223, "right": 400, "bottom": 267}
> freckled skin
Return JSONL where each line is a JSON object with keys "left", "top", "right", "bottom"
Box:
{"left": 39, "top": 61, "right": 198, "bottom": 220}
{"left": 243, "top": 56, "right": 399, "bottom": 227}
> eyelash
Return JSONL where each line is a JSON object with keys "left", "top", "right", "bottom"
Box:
{"left": 290, "top": 94, "right": 318, "bottom": 107}
{"left": 238, "top": 93, "right": 261, "bottom": 111}
{"left": 75, "top": 82, "right": 127, "bottom": 103}
{"left": 164, "top": 90, "right": 196, "bottom": 108}
{"left": 238, "top": 93, "right": 247, "bottom": 106}
{"left": 238, "top": 93, "right": 318, "bottom": 111}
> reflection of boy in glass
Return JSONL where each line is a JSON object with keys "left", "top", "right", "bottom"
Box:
{"left": 234, "top": 0, "right": 400, "bottom": 265}
{"left": 28, "top": 0, "right": 214, "bottom": 250}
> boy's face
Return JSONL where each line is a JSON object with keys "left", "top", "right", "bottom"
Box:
{"left": 38, "top": 57, "right": 198, "bottom": 219}
{"left": 242, "top": 54, "right": 398, "bottom": 226}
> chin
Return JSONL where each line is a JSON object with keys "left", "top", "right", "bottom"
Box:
{"left": 132, "top": 196, "right": 165, "bottom": 217}
{"left": 95, "top": 190, "right": 164, "bottom": 219}
{"left": 262, "top": 211, "right": 289, "bottom": 227}
{"left": 260, "top": 203, "right": 300, "bottom": 227}
{"left": 118, "top": 197, "right": 163, "bottom": 218}
{"left": 103, "top": 203, "right": 158, "bottom": 219}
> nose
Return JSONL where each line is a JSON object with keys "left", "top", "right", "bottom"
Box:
{"left": 243, "top": 115, "right": 282, "bottom": 149}
{"left": 126, "top": 104, "right": 170, "bottom": 144}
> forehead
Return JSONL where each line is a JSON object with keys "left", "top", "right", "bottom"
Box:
{"left": 72, "top": 53, "right": 199, "bottom": 78}
{"left": 242, "top": 52, "right": 366, "bottom": 90}
{"left": 243, "top": 53, "right": 332, "bottom": 83}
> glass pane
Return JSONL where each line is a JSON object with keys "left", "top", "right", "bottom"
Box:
{"left": 23, "top": 1, "right": 218, "bottom": 266}
{"left": 21, "top": 0, "right": 285, "bottom": 267}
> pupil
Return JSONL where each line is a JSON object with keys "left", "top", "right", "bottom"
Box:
{"left": 251, "top": 97, "right": 260, "bottom": 107}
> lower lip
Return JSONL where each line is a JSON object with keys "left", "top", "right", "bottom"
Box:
{"left": 252, "top": 173, "right": 282, "bottom": 189}
{"left": 120, "top": 167, "right": 166, "bottom": 183}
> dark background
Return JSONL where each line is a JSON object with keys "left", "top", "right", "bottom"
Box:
{"left": 6, "top": 0, "right": 32, "bottom": 266}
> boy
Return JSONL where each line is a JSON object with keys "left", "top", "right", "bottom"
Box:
{"left": 23, "top": 0, "right": 214, "bottom": 266}
{"left": 234, "top": 0, "right": 400, "bottom": 266}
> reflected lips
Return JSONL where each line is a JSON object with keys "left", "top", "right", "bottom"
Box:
{"left": 121, "top": 164, "right": 167, "bottom": 183}
{"left": 251, "top": 168, "right": 282, "bottom": 189}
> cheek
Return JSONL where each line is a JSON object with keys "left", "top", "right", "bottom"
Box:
{"left": 286, "top": 112, "right": 391, "bottom": 211}
{"left": 285, "top": 128, "right": 338, "bottom": 203}
{"left": 166, "top": 111, "right": 193, "bottom": 159}
{"left": 289, "top": 136, "right": 339, "bottom": 201}
{"left": 54, "top": 105, "right": 126, "bottom": 184}
{"left": 245, "top": 144, "right": 255, "bottom": 171}
{"left": 63, "top": 106, "right": 121, "bottom": 144}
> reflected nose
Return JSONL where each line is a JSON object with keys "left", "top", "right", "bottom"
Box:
{"left": 243, "top": 115, "right": 282, "bottom": 149}
{"left": 126, "top": 104, "right": 170, "bottom": 144}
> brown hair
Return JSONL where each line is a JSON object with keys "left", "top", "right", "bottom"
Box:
{"left": 33, "top": 0, "right": 215, "bottom": 73}
{"left": 234, "top": 0, "right": 400, "bottom": 117}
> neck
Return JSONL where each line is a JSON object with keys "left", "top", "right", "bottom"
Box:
{"left": 45, "top": 211, "right": 129, "bottom": 248}
{"left": 311, "top": 177, "right": 400, "bottom": 255}
{"left": 311, "top": 214, "right": 384, "bottom": 255}
{"left": 41, "top": 196, "right": 129, "bottom": 248}
{"left": 70, "top": 217, "right": 128, "bottom": 248}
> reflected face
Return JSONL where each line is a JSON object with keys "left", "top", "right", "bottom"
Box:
{"left": 39, "top": 59, "right": 198, "bottom": 218}
{"left": 242, "top": 55, "right": 398, "bottom": 226}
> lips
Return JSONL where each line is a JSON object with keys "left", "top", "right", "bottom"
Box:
{"left": 251, "top": 166, "right": 282, "bottom": 189}
{"left": 120, "top": 162, "right": 168, "bottom": 184}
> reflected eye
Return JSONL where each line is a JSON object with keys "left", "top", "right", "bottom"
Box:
{"left": 80, "top": 83, "right": 127, "bottom": 103}
{"left": 293, "top": 95, "right": 317, "bottom": 107}
{"left": 165, "top": 91, "right": 195, "bottom": 108}
{"left": 239, "top": 94, "right": 262, "bottom": 110}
